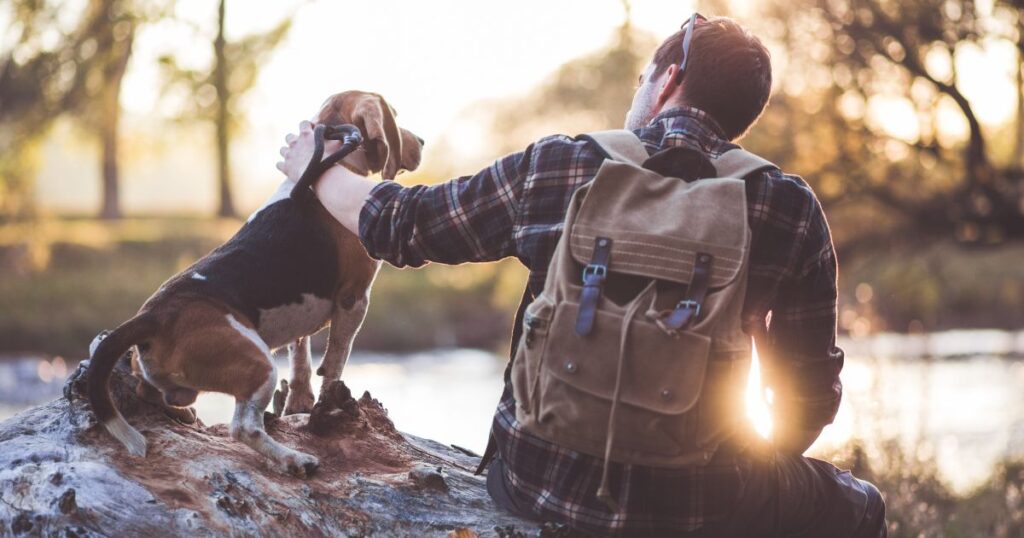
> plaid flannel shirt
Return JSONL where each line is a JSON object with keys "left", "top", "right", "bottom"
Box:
{"left": 359, "top": 107, "right": 844, "bottom": 536}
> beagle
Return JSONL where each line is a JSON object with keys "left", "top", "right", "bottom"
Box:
{"left": 86, "top": 91, "right": 423, "bottom": 477}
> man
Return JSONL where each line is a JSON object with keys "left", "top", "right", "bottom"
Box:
{"left": 280, "top": 15, "right": 886, "bottom": 538}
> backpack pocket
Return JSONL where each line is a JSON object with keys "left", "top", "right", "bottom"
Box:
{"left": 511, "top": 294, "right": 555, "bottom": 416}
{"left": 532, "top": 297, "right": 712, "bottom": 461}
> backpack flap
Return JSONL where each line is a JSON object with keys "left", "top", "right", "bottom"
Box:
{"left": 568, "top": 161, "right": 749, "bottom": 290}
{"left": 543, "top": 298, "right": 712, "bottom": 415}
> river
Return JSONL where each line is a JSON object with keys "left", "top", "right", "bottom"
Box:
{"left": 2, "top": 329, "right": 1022, "bottom": 494}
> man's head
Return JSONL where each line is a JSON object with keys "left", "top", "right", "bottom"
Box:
{"left": 624, "top": 16, "right": 772, "bottom": 141}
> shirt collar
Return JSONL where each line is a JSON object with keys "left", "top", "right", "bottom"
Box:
{"left": 649, "top": 106, "right": 727, "bottom": 139}
{"left": 637, "top": 105, "right": 733, "bottom": 157}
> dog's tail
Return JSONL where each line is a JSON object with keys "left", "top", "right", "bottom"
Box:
{"left": 87, "top": 314, "right": 158, "bottom": 457}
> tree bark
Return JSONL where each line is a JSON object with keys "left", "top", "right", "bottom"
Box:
{"left": 0, "top": 354, "right": 557, "bottom": 537}
{"left": 213, "top": 0, "right": 236, "bottom": 219}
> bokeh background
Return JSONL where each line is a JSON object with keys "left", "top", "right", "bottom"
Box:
{"left": 2, "top": 0, "right": 1024, "bottom": 534}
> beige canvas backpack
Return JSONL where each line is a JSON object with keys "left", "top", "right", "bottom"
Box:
{"left": 509, "top": 130, "right": 777, "bottom": 508}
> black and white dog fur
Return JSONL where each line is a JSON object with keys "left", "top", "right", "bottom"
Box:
{"left": 86, "top": 91, "right": 423, "bottom": 477}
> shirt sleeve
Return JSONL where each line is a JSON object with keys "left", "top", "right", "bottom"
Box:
{"left": 762, "top": 190, "right": 845, "bottom": 431}
{"left": 357, "top": 149, "right": 532, "bottom": 267}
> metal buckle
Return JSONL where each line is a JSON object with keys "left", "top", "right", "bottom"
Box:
{"left": 676, "top": 299, "right": 701, "bottom": 319}
{"left": 581, "top": 264, "right": 607, "bottom": 282}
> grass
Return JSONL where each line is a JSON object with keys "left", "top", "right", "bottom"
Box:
{"left": 820, "top": 440, "right": 1024, "bottom": 537}
{"left": 2, "top": 216, "right": 1023, "bottom": 357}
{"left": 0, "top": 217, "right": 526, "bottom": 358}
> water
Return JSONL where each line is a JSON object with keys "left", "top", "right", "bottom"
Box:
{"left": 2, "top": 329, "right": 1022, "bottom": 494}
{"left": 193, "top": 349, "right": 507, "bottom": 454}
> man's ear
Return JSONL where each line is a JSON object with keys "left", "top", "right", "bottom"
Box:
{"left": 397, "top": 128, "right": 424, "bottom": 173}
{"left": 351, "top": 94, "right": 404, "bottom": 179}
{"left": 656, "top": 64, "right": 680, "bottom": 109}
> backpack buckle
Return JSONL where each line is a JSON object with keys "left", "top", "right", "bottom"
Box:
{"left": 654, "top": 300, "right": 702, "bottom": 337}
{"left": 576, "top": 237, "right": 613, "bottom": 336}
{"left": 675, "top": 299, "right": 702, "bottom": 320}
{"left": 582, "top": 264, "right": 608, "bottom": 284}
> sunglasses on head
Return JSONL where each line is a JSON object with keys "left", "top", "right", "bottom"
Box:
{"left": 675, "top": 12, "right": 708, "bottom": 85}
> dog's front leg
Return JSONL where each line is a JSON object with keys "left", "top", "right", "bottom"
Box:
{"left": 282, "top": 336, "right": 316, "bottom": 415}
{"left": 316, "top": 294, "right": 370, "bottom": 396}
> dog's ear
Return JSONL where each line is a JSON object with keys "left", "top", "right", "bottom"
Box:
{"left": 398, "top": 128, "right": 424, "bottom": 173}
{"left": 350, "top": 94, "right": 403, "bottom": 180}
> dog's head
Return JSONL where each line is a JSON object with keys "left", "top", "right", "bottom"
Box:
{"left": 316, "top": 91, "right": 423, "bottom": 179}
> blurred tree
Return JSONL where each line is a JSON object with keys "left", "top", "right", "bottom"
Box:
{"left": 0, "top": 0, "right": 170, "bottom": 221}
{"left": 1, "top": 0, "right": 114, "bottom": 219}
{"left": 995, "top": 0, "right": 1024, "bottom": 168}
{"left": 478, "top": 9, "right": 657, "bottom": 156}
{"left": 158, "top": 0, "right": 291, "bottom": 218}
{"left": 71, "top": 1, "right": 137, "bottom": 220}
{"left": 754, "top": 0, "right": 1024, "bottom": 243}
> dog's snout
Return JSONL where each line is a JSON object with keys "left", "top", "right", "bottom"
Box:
{"left": 415, "top": 135, "right": 425, "bottom": 147}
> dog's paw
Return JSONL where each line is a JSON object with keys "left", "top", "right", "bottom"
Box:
{"left": 279, "top": 451, "right": 319, "bottom": 478}
{"left": 271, "top": 379, "right": 289, "bottom": 417}
{"left": 283, "top": 387, "right": 316, "bottom": 416}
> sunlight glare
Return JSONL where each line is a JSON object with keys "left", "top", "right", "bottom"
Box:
{"left": 745, "top": 342, "right": 773, "bottom": 438}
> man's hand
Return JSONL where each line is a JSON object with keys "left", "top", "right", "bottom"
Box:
{"left": 276, "top": 120, "right": 342, "bottom": 182}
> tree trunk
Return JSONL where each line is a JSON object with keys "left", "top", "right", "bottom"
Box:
{"left": 97, "top": 16, "right": 134, "bottom": 220}
{"left": 0, "top": 352, "right": 553, "bottom": 537}
{"left": 1015, "top": 25, "right": 1024, "bottom": 168}
{"left": 213, "top": 0, "right": 236, "bottom": 219}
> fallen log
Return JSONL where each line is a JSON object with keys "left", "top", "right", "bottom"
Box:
{"left": 0, "top": 352, "right": 570, "bottom": 537}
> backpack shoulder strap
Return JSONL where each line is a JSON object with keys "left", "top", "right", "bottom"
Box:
{"left": 578, "top": 130, "right": 649, "bottom": 166}
{"left": 709, "top": 148, "right": 778, "bottom": 179}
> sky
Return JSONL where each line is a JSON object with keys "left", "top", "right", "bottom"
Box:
{"left": 28, "top": 0, "right": 1021, "bottom": 214}
{"left": 35, "top": 0, "right": 695, "bottom": 213}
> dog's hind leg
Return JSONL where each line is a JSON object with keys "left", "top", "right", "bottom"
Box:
{"left": 282, "top": 336, "right": 315, "bottom": 415}
{"left": 229, "top": 365, "right": 318, "bottom": 477}
{"left": 151, "top": 304, "right": 317, "bottom": 476}
{"left": 316, "top": 294, "right": 369, "bottom": 397}
{"left": 213, "top": 315, "right": 319, "bottom": 477}
{"left": 135, "top": 374, "right": 197, "bottom": 424}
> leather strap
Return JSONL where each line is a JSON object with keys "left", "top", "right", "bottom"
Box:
{"left": 709, "top": 148, "right": 777, "bottom": 179}
{"left": 656, "top": 252, "right": 713, "bottom": 334}
{"left": 596, "top": 281, "right": 657, "bottom": 511}
{"left": 575, "top": 237, "right": 613, "bottom": 336}
{"left": 578, "top": 130, "right": 649, "bottom": 166}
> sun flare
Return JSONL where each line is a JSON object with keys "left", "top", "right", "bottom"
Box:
{"left": 745, "top": 342, "right": 773, "bottom": 439}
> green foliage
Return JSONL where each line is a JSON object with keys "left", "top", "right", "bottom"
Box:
{"left": 0, "top": 218, "right": 522, "bottom": 358}
{"left": 841, "top": 240, "right": 1024, "bottom": 331}
{"left": 754, "top": 0, "right": 1024, "bottom": 241}
{"left": 0, "top": 0, "right": 173, "bottom": 219}
{"left": 156, "top": 8, "right": 291, "bottom": 131}
{"left": 481, "top": 22, "right": 658, "bottom": 156}
{"left": 822, "top": 441, "right": 1024, "bottom": 537}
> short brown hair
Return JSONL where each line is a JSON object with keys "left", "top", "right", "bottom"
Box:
{"left": 651, "top": 17, "right": 772, "bottom": 140}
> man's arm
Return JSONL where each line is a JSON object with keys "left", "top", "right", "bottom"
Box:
{"left": 280, "top": 121, "right": 533, "bottom": 267}
{"left": 762, "top": 190, "right": 845, "bottom": 454}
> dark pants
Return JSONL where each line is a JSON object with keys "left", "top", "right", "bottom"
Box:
{"left": 486, "top": 451, "right": 886, "bottom": 537}
{"left": 731, "top": 450, "right": 887, "bottom": 537}
{"left": 486, "top": 457, "right": 537, "bottom": 522}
